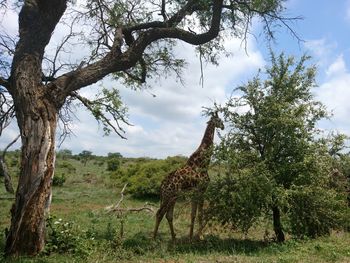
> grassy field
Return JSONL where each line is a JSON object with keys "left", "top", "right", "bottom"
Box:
{"left": 1, "top": 156, "right": 350, "bottom": 262}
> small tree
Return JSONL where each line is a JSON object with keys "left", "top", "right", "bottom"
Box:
{"left": 106, "top": 152, "right": 122, "bottom": 171}
{"left": 57, "top": 149, "right": 72, "bottom": 160}
{"left": 208, "top": 53, "right": 349, "bottom": 241}
{"left": 79, "top": 150, "right": 92, "bottom": 166}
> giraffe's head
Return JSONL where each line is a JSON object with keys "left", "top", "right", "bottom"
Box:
{"left": 209, "top": 111, "right": 224, "bottom": 130}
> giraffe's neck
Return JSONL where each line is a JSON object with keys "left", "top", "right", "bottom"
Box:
{"left": 187, "top": 120, "right": 216, "bottom": 168}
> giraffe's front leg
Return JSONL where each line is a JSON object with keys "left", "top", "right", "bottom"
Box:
{"left": 195, "top": 197, "right": 205, "bottom": 239}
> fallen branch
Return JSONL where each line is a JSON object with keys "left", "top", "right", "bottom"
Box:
{"left": 107, "top": 206, "right": 155, "bottom": 213}
{"left": 105, "top": 183, "right": 155, "bottom": 214}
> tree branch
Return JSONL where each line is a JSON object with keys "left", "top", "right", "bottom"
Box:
{"left": 53, "top": 0, "right": 223, "bottom": 94}
{"left": 70, "top": 92, "right": 128, "bottom": 139}
{"left": 0, "top": 135, "right": 19, "bottom": 194}
{"left": 0, "top": 76, "right": 9, "bottom": 88}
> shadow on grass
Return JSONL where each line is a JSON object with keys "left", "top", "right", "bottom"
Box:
{"left": 122, "top": 232, "right": 275, "bottom": 257}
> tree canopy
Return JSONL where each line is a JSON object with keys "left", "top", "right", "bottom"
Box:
{"left": 206, "top": 53, "right": 350, "bottom": 241}
{"left": 0, "top": 0, "right": 299, "bottom": 137}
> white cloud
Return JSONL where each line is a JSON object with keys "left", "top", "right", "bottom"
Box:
{"left": 316, "top": 55, "right": 350, "bottom": 134}
{"left": 304, "top": 38, "right": 338, "bottom": 67}
{"left": 0, "top": 7, "right": 264, "bottom": 158}
{"left": 56, "top": 38, "right": 264, "bottom": 158}
{"left": 0, "top": 8, "right": 18, "bottom": 36}
{"left": 326, "top": 55, "right": 347, "bottom": 77}
{"left": 0, "top": 122, "right": 21, "bottom": 150}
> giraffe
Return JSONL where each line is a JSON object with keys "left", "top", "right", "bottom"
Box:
{"left": 153, "top": 112, "right": 224, "bottom": 241}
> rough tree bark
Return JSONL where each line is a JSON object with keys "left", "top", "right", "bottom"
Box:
{"left": 4, "top": 0, "right": 67, "bottom": 256}
{"left": 5, "top": 98, "right": 58, "bottom": 255}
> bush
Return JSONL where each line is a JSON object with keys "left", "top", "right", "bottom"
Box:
{"left": 44, "top": 216, "right": 91, "bottom": 257}
{"left": 58, "top": 161, "right": 76, "bottom": 174}
{"left": 287, "top": 186, "right": 350, "bottom": 238}
{"left": 112, "top": 156, "right": 186, "bottom": 198}
{"left": 107, "top": 158, "right": 121, "bottom": 172}
{"left": 53, "top": 174, "right": 66, "bottom": 187}
{"left": 205, "top": 165, "right": 273, "bottom": 233}
{"left": 10, "top": 158, "right": 18, "bottom": 167}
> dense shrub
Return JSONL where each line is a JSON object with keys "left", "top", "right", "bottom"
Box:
{"left": 107, "top": 158, "right": 121, "bottom": 172}
{"left": 44, "top": 216, "right": 91, "bottom": 257}
{"left": 207, "top": 54, "right": 350, "bottom": 241}
{"left": 58, "top": 161, "right": 76, "bottom": 174}
{"left": 53, "top": 174, "right": 66, "bottom": 187}
{"left": 205, "top": 165, "right": 273, "bottom": 233}
{"left": 287, "top": 186, "right": 349, "bottom": 238}
{"left": 111, "top": 156, "right": 186, "bottom": 198}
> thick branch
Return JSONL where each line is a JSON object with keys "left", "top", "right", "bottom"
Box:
{"left": 53, "top": 0, "right": 223, "bottom": 94}
{"left": 0, "top": 76, "right": 9, "bottom": 88}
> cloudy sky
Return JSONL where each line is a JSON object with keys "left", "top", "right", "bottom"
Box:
{"left": 1, "top": 0, "right": 350, "bottom": 158}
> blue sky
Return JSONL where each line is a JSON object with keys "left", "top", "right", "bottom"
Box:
{"left": 259, "top": 0, "right": 350, "bottom": 70}
{"left": 1, "top": 0, "right": 350, "bottom": 158}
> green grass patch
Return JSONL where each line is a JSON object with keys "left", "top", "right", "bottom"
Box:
{"left": 0, "top": 155, "right": 350, "bottom": 262}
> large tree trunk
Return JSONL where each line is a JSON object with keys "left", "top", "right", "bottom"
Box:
{"left": 272, "top": 205, "right": 285, "bottom": 242}
{"left": 4, "top": 0, "right": 66, "bottom": 256}
{"left": 5, "top": 96, "right": 58, "bottom": 256}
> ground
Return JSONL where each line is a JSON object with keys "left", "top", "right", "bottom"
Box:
{"left": 0, "top": 155, "right": 350, "bottom": 262}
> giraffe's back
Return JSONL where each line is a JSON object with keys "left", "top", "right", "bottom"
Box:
{"left": 160, "top": 165, "right": 209, "bottom": 199}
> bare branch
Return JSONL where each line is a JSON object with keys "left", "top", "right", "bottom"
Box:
{"left": 0, "top": 89, "right": 14, "bottom": 136}
{"left": 70, "top": 91, "right": 128, "bottom": 139}
{"left": 2, "top": 134, "right": 20, "bottom": 159}
{"left": 0, "top": 76, "right": 9, "bottom": 88}
{"left": 0, "top": 134, "right": 19, "bottom": 194}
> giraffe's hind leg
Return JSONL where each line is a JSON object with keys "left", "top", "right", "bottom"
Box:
{"left": 165, "top": 199, "right": 177, "bottom": 242}
{"left": 195, "top": 197, "right": 205, "bottom": 239}
{"left": 189, "top": 200, "right": 198, "bottom": 241}
{"left": 153, "top": 201, "right": 168, "bottom": 239}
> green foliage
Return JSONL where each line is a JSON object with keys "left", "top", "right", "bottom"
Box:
{"left": 1, "top": 154, "right": 350, "bottom": 262}
{"left": 79, "top": 150, "right": 93, "bottom": 166}
{"left": 44, "top": 216, "right": 91, "bottom": 257}
{"left": 106, "top": 152, "right": 122, "bottom": 172}
{"left": 57, "top": 149, "right": 73, "bottom": 160}
{"left": 209, "top": 53, "right": 349, "bottom": 239}
{"left": 287, "top": 186, "right": 349, "bottom": 238}
{"left": 112, "top": 156, "right": 187, "bottom": 198}
{"left": 58, "top": 161, "right": 76, "bottom": 174}
{"left": 206, "top": 164, "right": 273, "bottom": 233}
{"left": 87, "top": 88, "right": 129, "bottom": 137}
{"left": 53, "top": 174, "right": 66, "bottom": 187}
